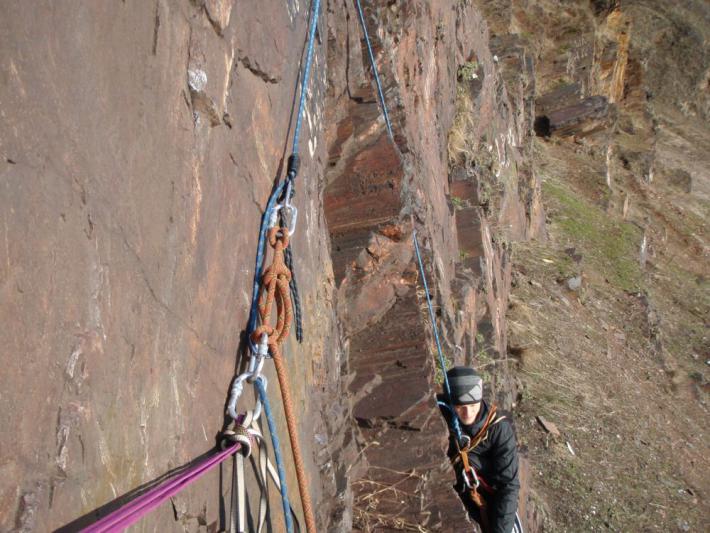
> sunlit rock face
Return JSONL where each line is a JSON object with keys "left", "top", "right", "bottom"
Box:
{"left": 1, "top": 2, "right": 345, "bottom": 530}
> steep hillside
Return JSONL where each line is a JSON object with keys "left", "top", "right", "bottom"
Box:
{"left": 496, "top": 0, "right": 709, "bottom": 531}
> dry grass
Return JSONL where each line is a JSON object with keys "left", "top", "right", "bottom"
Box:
{"left": 509, "top": 140, "right": 709, "bottom": 531}
{"left": 447, "top": 86, "right": 476, "bottom": 165}
{"left": 353, "top": 468, "right": 432, "bottom": 532}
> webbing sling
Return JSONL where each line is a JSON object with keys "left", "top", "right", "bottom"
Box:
{"left": 229, "top": 412, "right": 301, "bottom": 533}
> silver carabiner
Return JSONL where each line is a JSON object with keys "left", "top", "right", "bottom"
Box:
{"left": 281, "top": 205, "right": 298, "bottom": 236}
{"left": 268, "top": 204, "right": 283, "bottom": 229}
{"left": 227, "top": 373, "right": 250, "bottom": 421}
{"left": 267, "top": 201, "right": 297, "bottom": 236}
{"left": 281, "top": 181, "right": 298, "bottom": 236}
{"left": 248, "top": 335, "right": 268, "bottom": 371}
{"left": 462, "top": 467, "right": 480, "bottom": 489}
{"left": 227, "top": 334, "right": 269, "bottom": 420}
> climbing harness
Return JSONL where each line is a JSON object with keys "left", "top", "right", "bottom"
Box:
{"left": 439, "top": 403, "right": 525, "bottom": 533}
{"left": 453, "top": 406, "right": 501, "bottom": 497}
{"left": 451, "top": 407, "right": 502, "bottom": 470}
{"left": 439, "top": 403, "right": 505, "bottom": 533}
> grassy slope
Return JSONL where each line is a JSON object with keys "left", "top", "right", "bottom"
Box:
{"left": 509, "top": 138, "right": 709, "bottom": 532}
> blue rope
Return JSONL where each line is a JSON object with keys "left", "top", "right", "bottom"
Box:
{"left": 354, "top": 0, "right": 393, "bottom": 140}
{"left": 246, "top": 182, "right": 286, "bottom": 352}
{"left": 291, "top": 0, "right": 322, "bottom": 157}
{"left": 412, "top": 230, "right": 463, "bottom": 443}
{"left": 255, "top": 377, "right": 294, "bottom": 533}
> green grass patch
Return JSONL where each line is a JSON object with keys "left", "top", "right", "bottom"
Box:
{"left": 544, "top": 180, "right": 643, "bottom": 292}
{"left": 451, "top": 195, "right": 466, "bottom": 210}
{"left": 457, "top": 61, "right": 479, "bottom": 82}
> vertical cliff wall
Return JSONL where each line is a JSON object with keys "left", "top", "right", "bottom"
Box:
{"left": 324, "top": 1, "right": 543, "bottom": 530}
{"left": 1, "top": 1, "right": 350, "bottom": 531}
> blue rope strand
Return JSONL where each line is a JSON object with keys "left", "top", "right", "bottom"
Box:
{"left": 255, "top": 377, "right": 294, "bottom": 533}
{"left": 291, "top": 0, "right": 322, "bottom": 156}
{"left": 246, "top": 182, "right": 286, "bottom": 351}
{"left": 354, "top": 0, "right": 393, "bottom": 140}
{"left": 412, "top": 231, "right": 463, "bottom": 442}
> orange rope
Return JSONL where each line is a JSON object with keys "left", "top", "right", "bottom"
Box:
{"left": 456, "top": 406, "right": 499, "bottom": 533}
{"left": 252, "top": 227, "right": 316, "bottom": 533}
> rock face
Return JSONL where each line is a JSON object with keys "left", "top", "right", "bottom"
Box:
{"left": 12, "top": 0, "right": 695, "bottom": 530}
{"left": 324, "top": 2, "right": 543, "bottom": 530}
{"left": 1, "top": 2, "right": 345, "bottom": 531}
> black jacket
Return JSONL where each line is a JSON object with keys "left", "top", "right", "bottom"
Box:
{"left": 438, "top": 397, "right": 520, "bottom": 533}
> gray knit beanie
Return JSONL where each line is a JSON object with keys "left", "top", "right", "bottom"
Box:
{"left": 446, "top": 366, "right": 483, "bottom": 405}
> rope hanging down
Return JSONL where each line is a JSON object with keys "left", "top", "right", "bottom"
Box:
{"left": 250, "top": 223, "right": 316, "bottom": 533}
{"left": 290, "top": 0, "right": 322, "bottom": 159}
{"left": 283, "top": 244, "right": 304, "bottom": 342}
{"left": 412, "top": 231, "right": 464, "bottom": 444}
{"left": 255, "top": 377, "right": 295, "bottom": 533}
{"left": 414, "top": 231, "right": 486, "bottom": 494}
{"left": 275, "top": 0, "right": 325, "bottom": 343}
{"left": 354, "top": 0, "right": 393, "bottom": 140}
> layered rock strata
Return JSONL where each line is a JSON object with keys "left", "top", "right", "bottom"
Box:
{"left": 1, "top": 1, "right": 547, "bottom": 531}
{"left": 325, "top": 1, "right": 543, "bottom": 529}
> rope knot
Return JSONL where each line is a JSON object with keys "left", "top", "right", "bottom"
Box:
{"left": 252, "top": 226, "right": 294, "bottom": 355}
{"left": 267, "top": 227, "right": 290, "bottom": 249}
{"left": 220, "top": 422, "right": 254, "bottom": 457}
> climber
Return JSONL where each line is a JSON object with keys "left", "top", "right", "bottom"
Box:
{"left": 438, "top": 366, "right": 523, "bottom": 533}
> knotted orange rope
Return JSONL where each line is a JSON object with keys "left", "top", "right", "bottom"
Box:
{"left": 251, "top": 226, "right": 316, "bottom": 533}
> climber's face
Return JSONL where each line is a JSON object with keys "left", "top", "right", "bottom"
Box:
{"left": 454, "top": 402, "right": 481, "bottom": 425}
